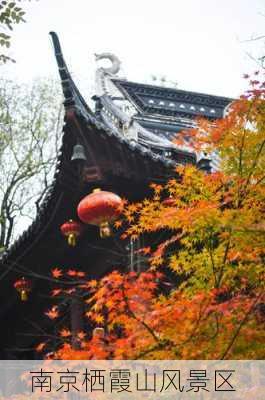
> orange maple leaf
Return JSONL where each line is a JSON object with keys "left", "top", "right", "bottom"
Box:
{"left": 114, "top": 220, "right": 122, "bottom": 228}
{"left": 77, "top": 331, "right": 86, "bottom": 340}
{"left": 51, "top": 267, "right": 63, "bottom": 279}
{"left": 85, "top": 311, "right": 92, "bottom": 318}
{"left": 88, "top": 279, "right": 98, "bottom": 288}
{"left": 77, "top": 271, "right": 85, "bottom": 278}
{"left": 94, "top": 314, "right": 104, "bottom": 324}
{"left": 59, "top": 328, "right": 71, "bottom": 338}
{"left": 36, "top": 342, "right": 46, "bottom": 352}
{"left": 137, "top": 246, "right": 151, "bottom": 255}
{"left": 150, "top": 183, "right": 163, "bottom": 194}
{"left": 45, "top": 306, "right": 59, "bottom": 320}
{"left": 227, "top": 250, "right": 241, "bottom": 262}
{"left": 105, "top": 299, "right": 114, "bottom": 309}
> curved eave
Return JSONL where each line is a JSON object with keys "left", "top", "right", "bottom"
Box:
{"left": 75, "top": 110, "right": 178, "bottom": 183}
{"left": 50, "top": 32, "right": 197, "bottom": 169}
{"left": 49, "top": 31, "right": 92, "bottom": 115}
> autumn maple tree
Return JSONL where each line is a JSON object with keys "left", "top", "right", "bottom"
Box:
{"left": 39, "top": 73, "right": 265, "bottom": 360}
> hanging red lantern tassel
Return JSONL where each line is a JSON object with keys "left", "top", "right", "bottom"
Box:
{"left": 77, "top": 188, "right": 123, "bottom": 238}
{"left": 14, "top": 277, "right": 32, "bottom": 301}
{"left": 60, "top": 219, "right": 83, "bottom": 246}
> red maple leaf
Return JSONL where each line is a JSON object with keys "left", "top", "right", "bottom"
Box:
{"left": 67, "top": 269, "right": 78, "bottom": 277}
{"left": 51, "top": 268, "right": 63, "bottom": 279}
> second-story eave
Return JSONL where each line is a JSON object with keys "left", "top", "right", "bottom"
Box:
{"left": 112, "top": 79, "right": 233, "bottom": 121}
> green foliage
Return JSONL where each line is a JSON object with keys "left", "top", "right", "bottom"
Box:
{"left": 0, "top": 77, "right": 63, "bottom": 248}
{"left": 0, "top": 0, "right": 30, "bottom": 63}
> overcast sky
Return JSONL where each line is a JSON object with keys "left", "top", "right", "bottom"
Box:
{"left": 2, "top": 0, "right": 265, "bottom": 98}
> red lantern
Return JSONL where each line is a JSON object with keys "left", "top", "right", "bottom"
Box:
{"left": 14, "top": 277, "right": 32, "bottom": 301}
{"left": 77, "top": 188, "right": 123, "bottom": 238}
{"left": 60, "top": 219, "right": 83, "bottom": 246}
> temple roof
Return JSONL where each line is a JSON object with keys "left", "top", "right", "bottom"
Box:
{"left": 47, "top": 32, "right": 232, "bottom": 168}
{"left": 0, "top": 30, "right": 234, "bottom": 286}
{"left": 50, "top": 32, "right": 199, "bottom": 168}
{"left": 0, "top": 32, "right": 233, "bottom": 357}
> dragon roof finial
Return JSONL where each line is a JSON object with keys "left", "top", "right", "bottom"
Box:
{"left": 95, "top": 53, "right": 121, "bottom": 76}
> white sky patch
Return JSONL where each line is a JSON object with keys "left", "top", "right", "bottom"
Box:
{"left": 1, "top": 0, "right": 264, "bottom": 99}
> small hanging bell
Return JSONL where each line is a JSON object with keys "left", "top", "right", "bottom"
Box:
{"left": 71, "top": 144, "right": 87, "bottom": 162}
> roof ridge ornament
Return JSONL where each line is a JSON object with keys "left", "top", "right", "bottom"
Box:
{"left": 95, "top": 53, "right": 123, "bottom": 98}
{"left": 93, "top": 53, "right": 197, "bottom": 156}
{"left": 95, "top": 53, "right": 121, "bottom": 76}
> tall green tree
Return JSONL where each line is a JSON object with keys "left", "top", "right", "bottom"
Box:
{"left": 0, "top": 78, "right": 63, "bottom": 249}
